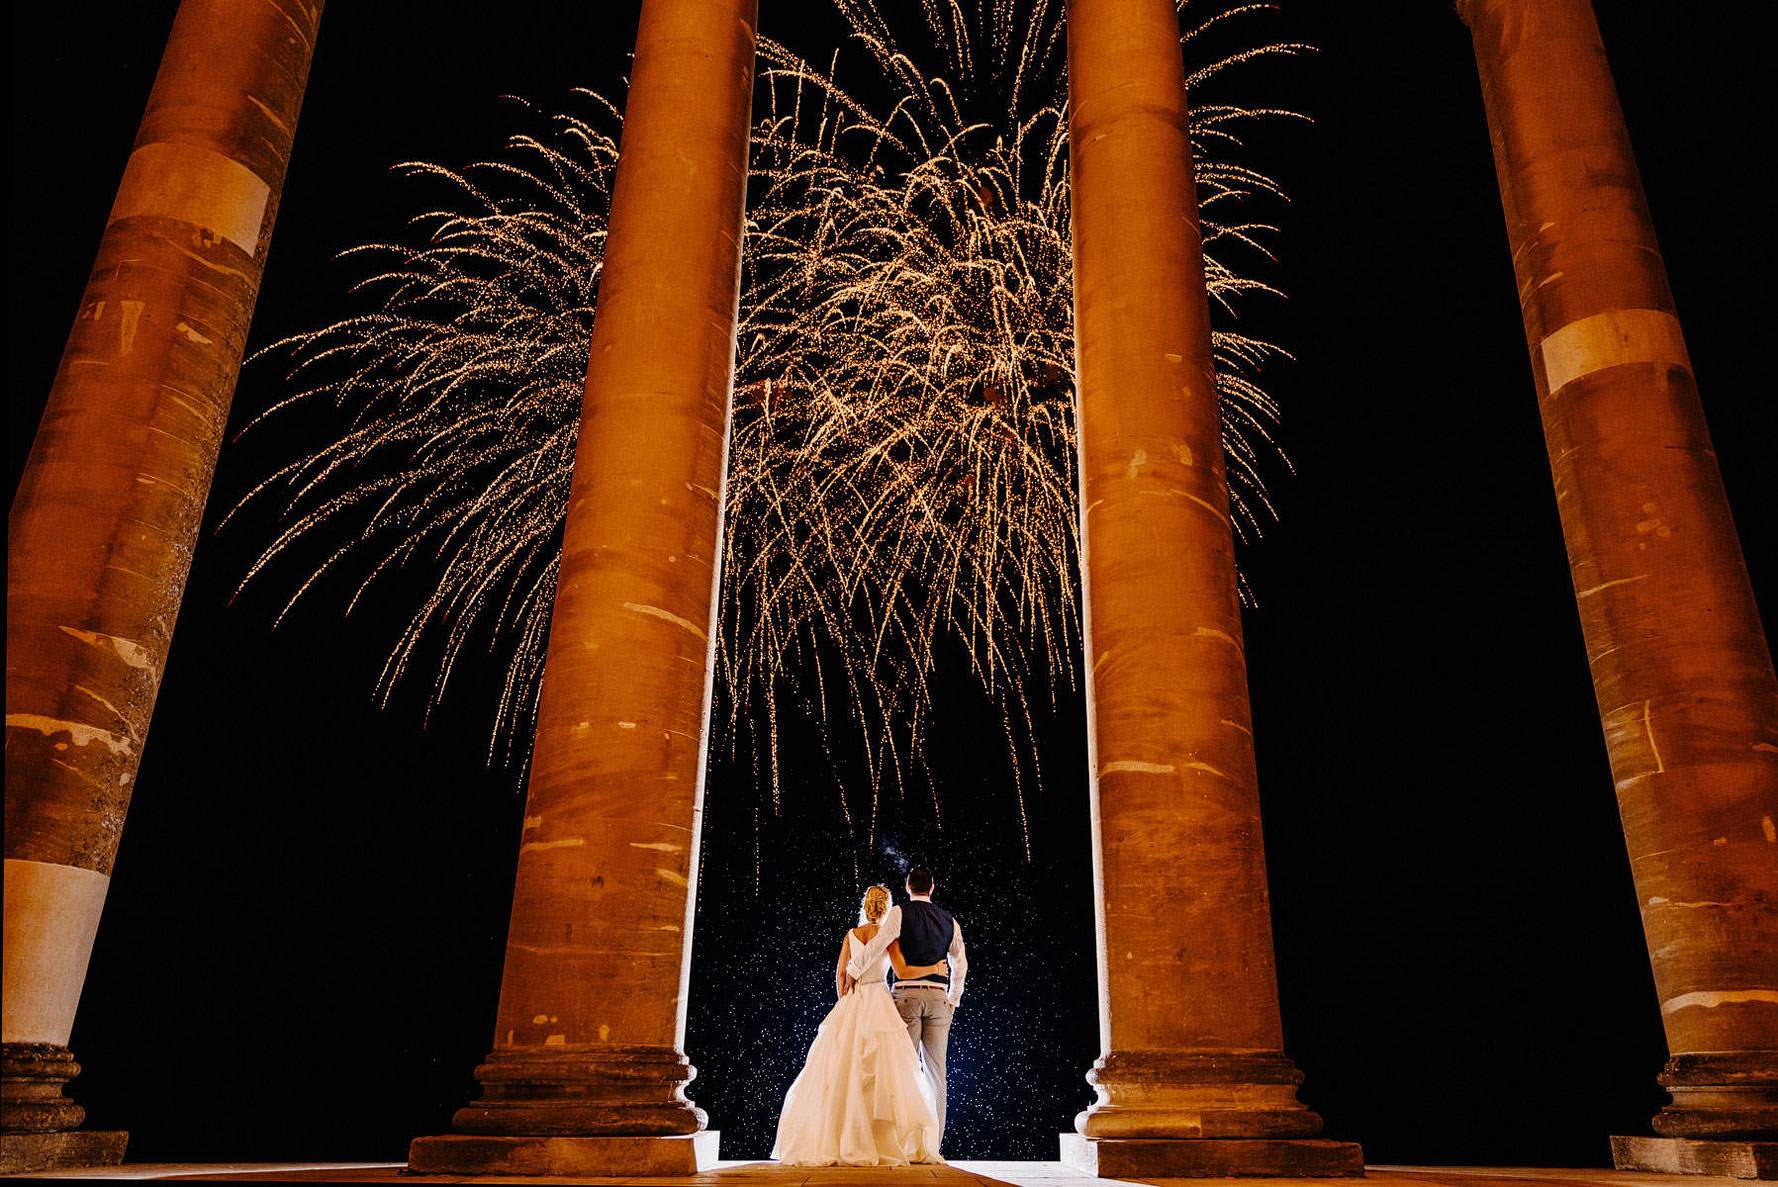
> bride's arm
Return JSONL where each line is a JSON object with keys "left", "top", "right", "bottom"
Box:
{"left": 834, "top": 934, "right": 856, "bottom": 998}
{"left": 888, "top": 941, "right": 948, "bottom": 980}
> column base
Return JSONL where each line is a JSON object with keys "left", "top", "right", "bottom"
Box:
{"left": 450, "top": 1045, "right": 706, "bottom": 1135}
{"left": 1, "top": 1042, "right": 128, "bottom": 1173}
{"left": 1612, "top": 1135, "right": 1778, "bottom": 1180}
{"left": 1653, "top": 1052, "right": 1778, "bottom": 1139}
{"left": 1061, "top": 1133, "right": 1364, "bottom": 1178}
{"left": 407, "top": 1131, "right": 719, "bottom": 1177}
{"left": 1074, "top": 1050, "right": 1332, "bottom": 1139}
{"left": 0, "top": 1129, "right": 129, "bottom": 1176}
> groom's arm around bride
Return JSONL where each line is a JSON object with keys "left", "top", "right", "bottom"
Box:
{"left": 847, "top": 874, "right": 968, "bottom": 1007}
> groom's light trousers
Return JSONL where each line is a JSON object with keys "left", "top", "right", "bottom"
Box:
{"left": 892, "top": 984, "right": 953, "bottom": 1140}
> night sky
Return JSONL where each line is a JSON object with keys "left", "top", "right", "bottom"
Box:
{"left": 8, "top": 0, "right": 1774, "bottom": 1170}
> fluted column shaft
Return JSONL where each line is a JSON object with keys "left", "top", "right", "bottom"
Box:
{"left": 3, "top": 0, "right": 322, "bottom": 1162}
{"left": 1461, "top": 0, "right": 1778, "bottom": 1142}
{"left": 431, "top": 0, "right": 756, "bottom": 1145}
{"left": 1065, "top": 0, "right": 1334, "bottom": 1152}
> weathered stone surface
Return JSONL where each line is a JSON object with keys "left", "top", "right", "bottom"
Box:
{"left": 1060, "top": 1134, "right": 1364, "bottom": 1178}
{"left": 0, "top": 1128, "right": 127, "bottom": 1176}
{"left": 407, "top": 1131, "right": 719, "bottom": 1177}
{"left": 1612, "top": 1134, "right": 1778, "bottom": 1180}
{"left": 6, "top": 0, "right": 325, "bottom": 876}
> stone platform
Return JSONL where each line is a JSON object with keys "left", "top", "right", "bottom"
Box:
{"left": 1612, "top": 1137, "right": 1777, "bottom": 1181}
{"left": 410, "top": 1133, "right": 721, "bottom": 1177}
{"left": 0, "top": 1127, "right": 128, "bottom": 1175}
{"left": 22, "top": 1161, "right": 1756, "bottom": 1185}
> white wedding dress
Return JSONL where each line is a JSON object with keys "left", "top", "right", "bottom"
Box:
{"left": 772, "top": 931, "right": 942, "bottom": 1166}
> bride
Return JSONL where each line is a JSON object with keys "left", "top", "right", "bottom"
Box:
{"left": 772, "top": 885, "right": 948, "bottom": 1166}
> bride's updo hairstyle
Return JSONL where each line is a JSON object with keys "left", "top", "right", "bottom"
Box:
{"left": 859, "top": 884, "right": 892, "bottom": 926}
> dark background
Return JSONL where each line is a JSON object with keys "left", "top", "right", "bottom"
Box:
{"left": 8, "top": 0, "right": 1773, "bottom": 1169}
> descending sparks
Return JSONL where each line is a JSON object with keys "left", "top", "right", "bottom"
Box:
{"left": 230, "top": 0, "right": 1304, "bottom": 850}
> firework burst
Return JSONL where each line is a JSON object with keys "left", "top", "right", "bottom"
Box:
{"left": 229, "top": 0, "right": 1304, "bottom": 850}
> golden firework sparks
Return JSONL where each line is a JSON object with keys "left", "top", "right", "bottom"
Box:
{"left": 229, "top": 0, "right": 1305, "bottom": 852}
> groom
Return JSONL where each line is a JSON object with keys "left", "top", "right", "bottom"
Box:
{"left": 846, "top": 867, "right": 968, "bottom": 1143}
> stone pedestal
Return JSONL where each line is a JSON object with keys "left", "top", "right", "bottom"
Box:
{"left": 0, "top": 1129, "right": 129, "bottom": 1176}
{"left": 409, "top": 1132, "right": 719, "bottom": 1177}
{"left": 1612, "top": 1135, "right": 1778, "bottom": 1181}
{"left": 1063, "top": 1054, "right": 1363, "bottom": 1177}
{"left": 1061, "top": 1134, "right": 1364, "bottom": 1179}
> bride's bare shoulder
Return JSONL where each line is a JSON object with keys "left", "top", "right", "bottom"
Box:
{"left": 851, "top": 923, "right": 879, "bottom": 942}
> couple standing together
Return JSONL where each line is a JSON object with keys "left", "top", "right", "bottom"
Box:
{"left": 772, "top": 867, "right": 967, "bottom": 1166}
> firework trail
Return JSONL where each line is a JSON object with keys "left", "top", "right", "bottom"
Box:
{"left": 228, "top": 0, "right": 1304, "bottom": 850}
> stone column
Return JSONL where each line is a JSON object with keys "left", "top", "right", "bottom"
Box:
{"left": 1458, "top": 1, "right": 1778, "bottom": 1179}
{"left": 1056, "top": 0, "right": 1361, "bottom": 1178}
{"left": 3, "top": 1, "right": 323, "bottom": 1175}
{"left": 406, "top": 0, "right": 755, "bottom": 1177}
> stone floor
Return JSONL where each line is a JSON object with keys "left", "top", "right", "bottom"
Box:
{"left": 26, "top": 1162, "right": 1746, "bottom": 1186}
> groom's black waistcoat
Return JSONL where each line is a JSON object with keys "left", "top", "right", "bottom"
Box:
{"left": 898, "top": 900, "right": 954, "bottom": 986}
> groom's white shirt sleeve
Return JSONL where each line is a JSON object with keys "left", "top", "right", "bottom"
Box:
{"left": 847, "top": 905, "right": 901, "bottom": 978}
{"left": 945, "top": 921, "right": 967, "bottom": 1007}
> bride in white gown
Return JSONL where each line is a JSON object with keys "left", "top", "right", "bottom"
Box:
{"left": 772, "top": 885, "right": 947, "bottom": 1166}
